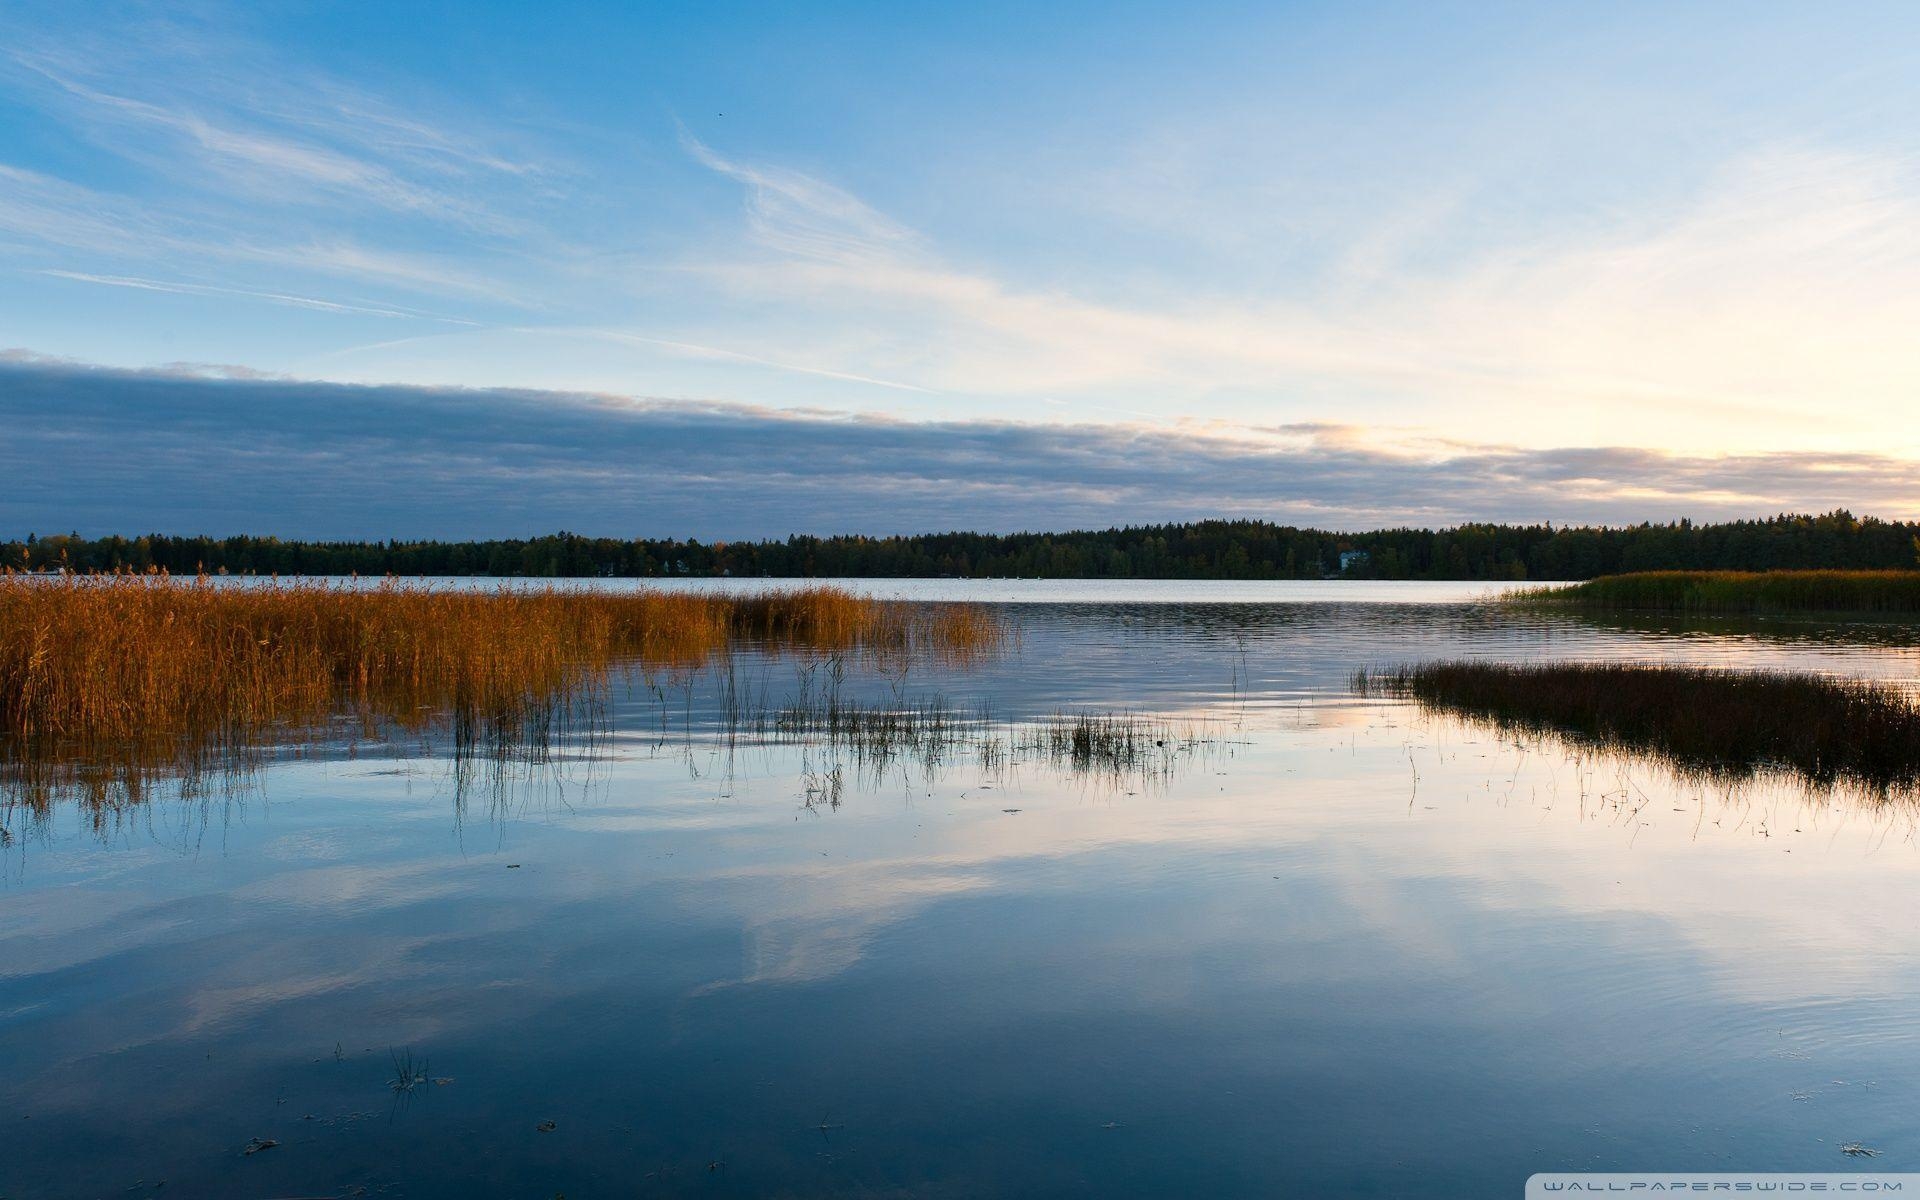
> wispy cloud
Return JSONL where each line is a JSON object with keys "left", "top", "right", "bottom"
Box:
{"left": 0, "top": 163, "right": 174, "bottom": 256}
{"left": 532, "top": 326, "right": 938, "bottom": 394}
{"left": 681, "top": 132, "right": 915, "bottom": 264}
{"left": 3, "top": 7, "right": 1917, "bottom": 472}
{"left": 0, "top": 158, "right": 521, "bottom": 304}
{"left": 0, "top": 21, "right": 554, "bottom": 309}
{"left": 3, "top": 358, "right": 1914, "bottom": 540}
{"left": 37, "top": 270, "right": 478, "bottom": 323}
{"left": 5, "top": 45, "right": 534, "bottom": 231}
{"left": 676, "top": 138, "right": 1920, "bottom": 454}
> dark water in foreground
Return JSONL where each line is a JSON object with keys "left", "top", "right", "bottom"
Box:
{"left": 5, "top": 585, "right": 1920, "bottom": 1198}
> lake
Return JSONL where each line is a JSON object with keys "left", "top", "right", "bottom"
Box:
{"left": 4, "top": 581, "right": 1918, "bottom": 1198}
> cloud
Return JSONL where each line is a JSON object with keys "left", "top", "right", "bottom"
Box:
{"left": 0, "top": 163, "right": 175, "bottom": 257}
{"left": 0, "top": 160, "right": 519, "bottom": 305}
{"left": 4, "top": 44, "right": 536, "bottom": 230}
{"left": 38, "top": 270, "right": 478, "bottom": 323}
{"left": 6, "top": 13, "right": 1917, "bottom": 464}
{"left": 3, "top": 357, "right": 1915, "bottom": 540}
{"left": 681, "top": 133, "right": 916, "bottom": 264}
{"left": 527, "top": 326, "right": 938, "bottom": 394}
{"left": 0, "top": 22, "right": 549, "bottom": 306}
{"left": 675, "top": 139, "right": 1920, "bottom": 453}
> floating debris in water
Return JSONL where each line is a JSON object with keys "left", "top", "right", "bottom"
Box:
{"left": 536, "top": 1120, "right": 557, "bottom": 1133}
{"left": 1841, "top": 1142, "right": 1879, "bottom": 1157}
{"left": 240, "top": 1137, "right": 279, "bottom": 1156}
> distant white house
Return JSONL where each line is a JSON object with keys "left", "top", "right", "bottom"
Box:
{"left": 1339, "top": 550, "right": 1370, "bottom": 574}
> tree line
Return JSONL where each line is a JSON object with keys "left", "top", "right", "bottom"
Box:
{"left": 7, "top": 511, "right": 1917, "bottom": 581}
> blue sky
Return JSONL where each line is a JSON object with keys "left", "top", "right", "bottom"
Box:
{"left": 3, "top": 2, "right": 1919, "bottom": 535}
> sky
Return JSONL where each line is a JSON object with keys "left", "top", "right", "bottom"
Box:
{"left": 3, "top": 1, "right": 1919, "bottom": 538}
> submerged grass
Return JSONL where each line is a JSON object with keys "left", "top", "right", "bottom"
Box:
{"left": 1515, "top": 570, "right": 1920, "bottom": 616}
{"left": 1354, "top": 660, "right": 1920, "bottom": 792}
{"left": 0, "top": 574, "right": 1002, "bottom": 811}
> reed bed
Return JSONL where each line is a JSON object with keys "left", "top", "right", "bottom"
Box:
{"left": 1354, "top": 660, "right": 1920, "bottom": 791}
{"left": 0, "top": 574, "right": 1002, "bottom": 809}
{"left": 1515, "top": 570, "right": 1920, "bottom": 616}
{"left": 764, "top": 691, "right": 1206, "bottom": 793}
{"left": 1037, "top": 712, "right": 1182, "bottom": 778}
{"left": 774, "top": 693, "right": 984, "bottom": 782}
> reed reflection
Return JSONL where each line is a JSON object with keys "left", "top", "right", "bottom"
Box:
{"left": 1357, "top": 660, "right": 1920, "bottom": 806}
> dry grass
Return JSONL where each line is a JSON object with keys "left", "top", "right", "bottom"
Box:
{"left": 1515, "top": 570, "right": 1920, "bottom": 616}
{"left": 0, "top": 574, "right": 1001, "bottom": 811}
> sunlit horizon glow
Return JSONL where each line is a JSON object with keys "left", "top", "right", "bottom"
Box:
{"left": 3, "top": 2, "right": 1918, "bottom": 533}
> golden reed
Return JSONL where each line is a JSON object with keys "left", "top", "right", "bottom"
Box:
{"left": 0, "top": 574, "right": 1001, "bottom": 810}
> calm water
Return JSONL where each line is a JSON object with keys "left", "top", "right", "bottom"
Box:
{"left": 5, "top": 582, "right": 1920, "bottom": 1198}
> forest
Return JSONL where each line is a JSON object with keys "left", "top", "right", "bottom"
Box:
{"left": 8, "top": 511, "right": 1917, "bottom": 581}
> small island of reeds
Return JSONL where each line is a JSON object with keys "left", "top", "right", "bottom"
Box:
{"left": 1515, "top": 570, "right": 1920, "bottom": 616}
{"left": 1354, "top": 660, "right": 1920, "bottom": 793}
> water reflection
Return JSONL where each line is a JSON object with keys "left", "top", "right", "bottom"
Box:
{"left": 4, "top": 595, "right": 1919, "bottom": 1199}
{"left": 1534, "top": 604, "right": 1920, "bottom": 652}
{"left": 1359, "top": 659, "right": 1920, "bottom": 814}
{"left": 2, "top": 648, "right": 1232, "bottom": 857}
